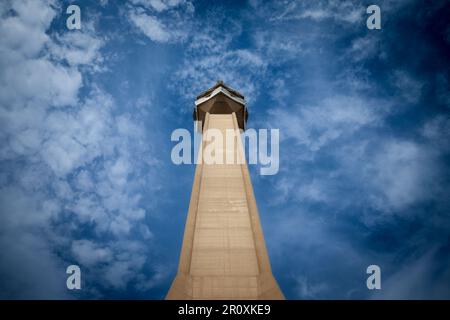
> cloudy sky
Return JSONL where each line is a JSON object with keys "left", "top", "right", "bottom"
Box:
{"left": 0, "top": 0, "right": 449, "bottom": 299}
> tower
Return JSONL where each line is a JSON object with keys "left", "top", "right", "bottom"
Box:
{"left": 166, "top": 81, "right": 284, "bottom": 299}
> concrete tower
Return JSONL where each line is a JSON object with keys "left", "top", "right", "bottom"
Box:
{"left": 166, "top": 81, "right": 284, "bottom": 300}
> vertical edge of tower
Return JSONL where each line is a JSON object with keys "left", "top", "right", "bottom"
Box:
{"left": 231, "top": 112, "right": 285, "bottom": 300}
{"left": 166, "top": 114, "right": 211, "bottom": 300}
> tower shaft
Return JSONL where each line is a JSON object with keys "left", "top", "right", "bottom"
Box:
{"left": 167, "top": 108, "right": 283, "bottom": 299}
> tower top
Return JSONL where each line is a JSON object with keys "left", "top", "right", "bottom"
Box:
{"left": 195, "top": 80, "right": 245, "bottom": 106}
{"left": 194, "top": 81, "right": 248, "bottom": 131}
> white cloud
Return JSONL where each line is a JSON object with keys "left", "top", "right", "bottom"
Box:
{"left": 128, "top": 11, "right": 171, "bottom": 43}
{"left": 0, "top": 231, "right": 70, "bottom": 299}
{"left": 368, "top": 139, "right": 440, "bottom": 211}
{"left": 49, "top": 32, "right": 104, "bottom": 67}
{"left": 173, "top": 21, "right": 266, "bottom": 103}
{"left": 0, "top": 59, "right": 82, "bottom": 110}
{"left": 270, "top": 95, "right": 381, "bottom": 152}
{"left": 421, "top": 115, "right": 450, "bottom": 151}
{"left": 347, "top": 35, "right": 382, "bottom": 62}
{"left": 128, "top": 2, "right": 267, "bottom": 103}
{"left": 391, "top": 70, "right": 424, "bottom": 104}
{"left": 268, "top": 0, "right": 363, "bottom": 24}
{"left": 0, "top": 0, "right": 55, "bottom": 59}
{"left": 0, "top": 0, "right": 165, "bottom": 297}
{"left": 127, "top": 0, "right": 194, "bottom": 43}
{"left": 102, "top": 241, "right": 147, "bottom": 289}
{"left": 267, "top": 89, "right": 446, "bottom": 216}
{"left": 72, "top": 240, "right": 113, "bottom": 267}
{"left": 372, "top": 249, "right": 450, "bottom": 299}
{"left": 0, "top": 1, "right": 84, "bottom": 111}
{"left": 294, "top": 275, "right": 329, "bottom": 299}
{"left": 131, "top": 0, "right": 186, "bottom": 12}
{"left": 0, "top": 186, "right": 70, "bottom": 298}
{"left": 38, "top": 92, "right": 113, "bottom": 176}
{"left": 75, "top": 170, "right": 95, "bottom": 191}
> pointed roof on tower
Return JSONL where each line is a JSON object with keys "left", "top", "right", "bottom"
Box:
{"left": 195, "top": 80, "right": 245, "bottom": 106}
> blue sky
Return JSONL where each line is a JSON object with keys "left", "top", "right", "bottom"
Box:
{"left": 0, "top": 0, "right": 449, "bottom": 299}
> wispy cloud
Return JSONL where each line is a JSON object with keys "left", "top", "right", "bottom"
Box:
{"left": 127, "top": 0, "right": 194, "bottom": 43}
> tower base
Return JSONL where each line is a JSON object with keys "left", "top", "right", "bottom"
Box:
{"left": 166, "top": 273, "right": 284, "bottom": 300}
